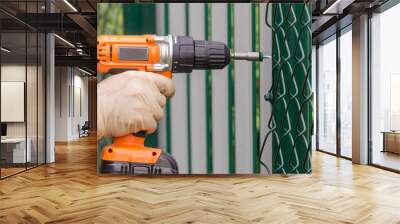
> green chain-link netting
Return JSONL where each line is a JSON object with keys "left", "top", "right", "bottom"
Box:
{"left": 261, "top": 2, "right": 313, "bottom": 174}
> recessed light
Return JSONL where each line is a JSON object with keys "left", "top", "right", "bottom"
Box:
{"left": 78, "top": 67, "right": 93, "bottom": 76}
{"left": 54, "top": 34, "right": 75, "bottom": 48}
{"left": 1, "top": 47, "right": 11, "bottom": 53}
{"left": 63, "top": 0, "right": 78, "bottom": 12}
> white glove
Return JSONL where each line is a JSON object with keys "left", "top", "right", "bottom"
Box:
{"left": 97, "top": 71, "right": 175, "bottom": 138}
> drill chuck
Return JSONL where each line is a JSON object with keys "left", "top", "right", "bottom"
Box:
{"left": 172, "top": 36, "right": 230, "bottom": 73}
{"left": 171, "top": 35, "right": 269, "bottom": 73}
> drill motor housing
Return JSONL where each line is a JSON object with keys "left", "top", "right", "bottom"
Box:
{"left": 97, "top": 34, "right": 231, "bottom": 77}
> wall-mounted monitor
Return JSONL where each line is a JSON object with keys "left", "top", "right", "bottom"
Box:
{"left": 1, "top": 82, "right": 25, "bottom": 122}
{"left": 1, "top": 123, "right": 7, "bottom": 137}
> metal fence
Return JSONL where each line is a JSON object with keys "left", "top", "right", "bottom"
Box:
{"left": 97, "top": 2, "right": 312, "bottom": 174}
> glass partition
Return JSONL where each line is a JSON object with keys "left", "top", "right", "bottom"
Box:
{"left": 0, "top": 28, "right": 28, "bottom": 177}
{"left": 0, "top": 0, "right": 46, "bottom": 179}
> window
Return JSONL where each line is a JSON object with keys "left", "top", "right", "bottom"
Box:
{"left": 370, "top": 3, "right": 400, "bottom": 171}
{"left": 317, "top": 36, "right": 337, "bottom": 154}
{"left": 339, "top": 28, "right": 352, "bottom": 158}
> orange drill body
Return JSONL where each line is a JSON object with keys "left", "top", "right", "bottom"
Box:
{"left": 97, "top": 34, "right": 172, "bottom": 78}
{"left": 97, "top": 34, "right": 173, "bottom": 173}
{"left": 102, "top": 134, "right": 161, "bottom": 165}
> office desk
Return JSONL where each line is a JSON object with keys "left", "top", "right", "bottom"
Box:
{"left": 382, "top": 131, "right": 400, "bottom": 154}
{"left": 1, "top": 138, "right": 31, "bottom": 164}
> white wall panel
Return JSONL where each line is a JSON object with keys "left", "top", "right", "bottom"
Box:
{"left": 189, "top": 3, "right": 207, "bottom": 174}
{"left": 211, "top": 4, "right": 229, "bottom": 174}
{"left": 169, "top": 4, "right": 189, "bottom": 173}
{"left": 1, "top": 82, "right": 24, "bottom": 122}
{"left": 54, "top": 67, "right": 89, "bottom": 141}
{"left": 259, "top": 4, "right": 273, "bottom": 173}
{"left": 234, "top": 4, "right": 253, "bottom": 173}
{"left": 54, "top": 67, "right": 69, "bottom": 141}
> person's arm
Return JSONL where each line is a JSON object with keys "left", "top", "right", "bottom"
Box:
{"left": 97, "top": 71, "right": 175, "bottom": 139}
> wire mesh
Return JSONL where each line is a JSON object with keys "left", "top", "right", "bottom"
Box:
{"left": 261, "top": 1, "right": 313, "bottom": 174}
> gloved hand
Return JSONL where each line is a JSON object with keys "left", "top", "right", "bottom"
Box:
{"left": 97, "top": 71, "right": 175, "bottom": 138}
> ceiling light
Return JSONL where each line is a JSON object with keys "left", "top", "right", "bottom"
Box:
{"left": 322, "top": 0, "right": 343, "bottom": 15}
{"left": 63, "top": 0, "right": 78, "bottom": 12}
{"left": 1, "top": 47, "right": 11, "bottom": 53}
{"left": 78, "top": 67, "right": 93, "bottom": 76}
{"left": 54, "top": 34, "right": 75, "bottom": 48}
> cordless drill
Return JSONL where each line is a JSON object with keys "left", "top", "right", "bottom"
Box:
{"left": 97, "top": 34, "right": 268, "bottom": 175}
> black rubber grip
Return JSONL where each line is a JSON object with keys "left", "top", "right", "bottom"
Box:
{"left": 193, "top": 40, "right": 230, "bottom": 70}
{"left": 172, "top": 36, "right": 195, "bottom": 73}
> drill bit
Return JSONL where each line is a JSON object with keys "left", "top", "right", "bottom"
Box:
{"left": 231, "top": 52, "right": 271, "bottom": 62}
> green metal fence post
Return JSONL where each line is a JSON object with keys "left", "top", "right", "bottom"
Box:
{"left": 269, "top": 3, "right": 312, "bottom": 174}
{"left": 252, "top": 3, "right": 261, "bottom": 174}
{"left": 227, "top": 3, "right": 236, "bottom": 174}
{"left": 164, "top": 4, "right": 172, "bottom": 154}
{"left": 185, "top": 3, "right": 192, "bottom": 174}
{"left": 123, "top": 4, "right": 155, "bottom": 35}
{"left": 205, "top": 3, "right": 213, "bottom": 174}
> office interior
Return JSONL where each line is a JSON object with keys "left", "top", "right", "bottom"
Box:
{"left": 0, "top": 0, "right": 96, "bottom": 179}
{"left": 0, "top": 0, "right": 399, "bottom": 222}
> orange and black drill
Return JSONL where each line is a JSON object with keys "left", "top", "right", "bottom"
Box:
{"left": 97, "top": 34, "right": 269, "bottom": 175}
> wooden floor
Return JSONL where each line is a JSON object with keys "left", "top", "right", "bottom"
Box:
{"left": 1, "top": 167, "right": 26, "bottom": 177}
{"left": 1, "top": 136, "right": 400, "bottom": 223}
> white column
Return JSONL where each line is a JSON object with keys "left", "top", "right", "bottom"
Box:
{"left": 46, "top": 32, "right": 55, "bottom": 163}
{"left": 352, "top": 14, "right": 369, "bottom": 164}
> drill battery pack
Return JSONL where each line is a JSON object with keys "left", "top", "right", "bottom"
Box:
{"left": 100, "top": 132, "right": 178, "bottom": 175}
